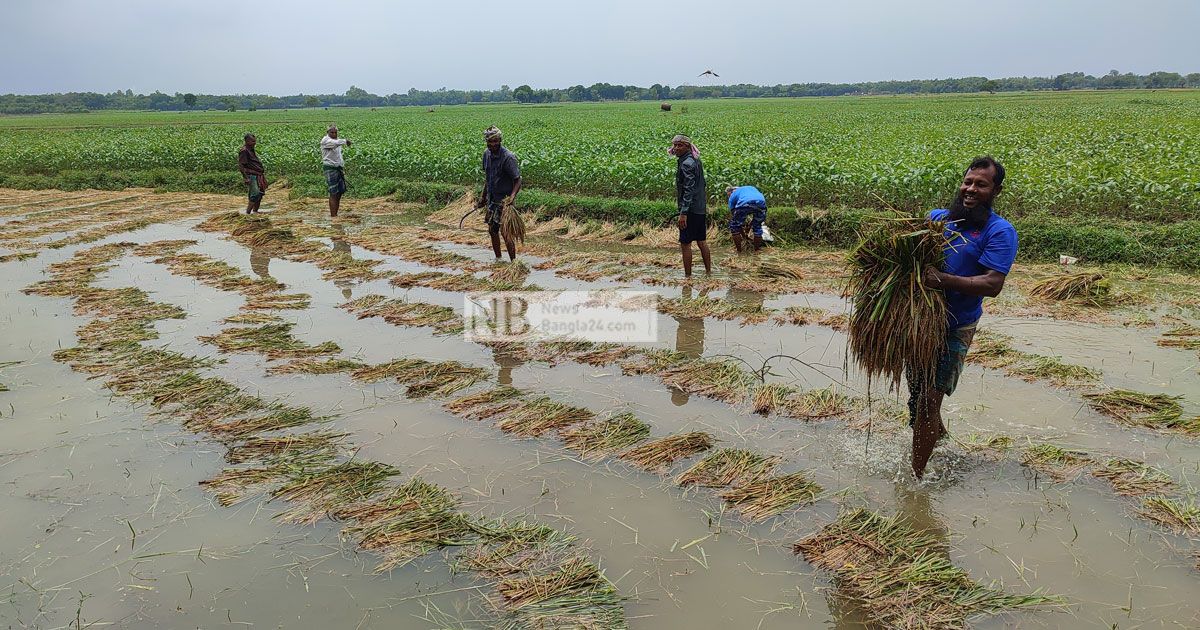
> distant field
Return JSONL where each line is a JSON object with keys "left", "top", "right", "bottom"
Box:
{"left": 1, "top": 91, "right": 1197, "bottom": 221}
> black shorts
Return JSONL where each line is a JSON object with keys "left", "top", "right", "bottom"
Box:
{"left": 679, "top": 213, "right": 707, "bottom": 244}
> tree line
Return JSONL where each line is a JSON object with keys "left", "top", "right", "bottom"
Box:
{"left": 2, "top": 70, "right": 1197, "bottom": 114}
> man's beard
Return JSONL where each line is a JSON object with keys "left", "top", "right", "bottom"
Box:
{"left": 947, "top": 192, "right": 992, "bottom": 229}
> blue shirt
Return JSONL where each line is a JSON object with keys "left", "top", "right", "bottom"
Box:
{"left": 728, "top": 186, "right": 767, "bottom": 210}
{"left": 930, "top": 208, "right": 1018, "bottom": 328}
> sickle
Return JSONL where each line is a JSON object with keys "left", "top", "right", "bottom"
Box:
{"left": 456, "top": 206, "right": 475, "bottom": 228}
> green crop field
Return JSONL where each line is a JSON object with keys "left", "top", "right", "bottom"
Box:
{"left": 3, "top": 91, "right": 1200, "bottom": 268}
{"left": 2, "top": 90, "right": 1198, "bottom": 218}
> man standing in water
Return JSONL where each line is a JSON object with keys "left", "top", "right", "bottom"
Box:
{"left": 911, "top": 156, "right": 1018, "bottom": 478}
{"left": 320, "top": 126, "right": 351, "bottom": 217}
{"left": 672, "top": 135, "right": 711, "bottom": 276}
{"left": 475, "top": 126, "right": 522, "bottom": 261}
{"left": 237, "top": 133, "right": 266, "bottom": 214}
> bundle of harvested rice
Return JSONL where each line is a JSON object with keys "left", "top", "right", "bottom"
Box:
{"left": 1020, "top": 443, "right": 1093, "bottom": 482}
{"left": 794, "top": 508, "right": 1061, "bottom": 628}
{"left": 1092, "top": 458, "right": 1175, "bottom": 496}
{"left": 1083, "top": 389, "right": 1197, "bottom": 434}
{"left": 619, "top": 432, "right": 714, "bottom": 472}
{"left": 677, "top": 448, "right": 780, "bottom": 488}
{"left": 560, "top": 412, "right": 651, "bottom": 460}
{"left": 720, "top": 470, "right": 821, "bottom": 520}
{"left": 500, "top": 198, "right": 526, "bottom": 245}
{"left": 1029, "top": 271, "right": 1109, "bottom": 302}
{"left": 843, "top": 213, "right": 950, "bottom": 392}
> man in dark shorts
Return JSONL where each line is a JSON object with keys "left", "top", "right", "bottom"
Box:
{"left": 237, "top": 133, "right": 266, "bottom": 214}
{"left": 475, "top": 126, "right": 522, "bottom": 261}
{"left": 672, "top": 134, "right": 711, "bottom": 276}
{"left": 910, "top": 156, "right": 1019, "bottom": 478}
{"left": 320, "top": 125, "right": 351, "bottom": 217}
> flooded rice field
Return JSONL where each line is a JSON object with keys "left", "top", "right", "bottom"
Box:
{"left": 1, "top": 188, "right": 1198, "bottom": 629}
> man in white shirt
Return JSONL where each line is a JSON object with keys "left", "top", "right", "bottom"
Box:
{"left": 320, "top": 126, "right": 351, "bottom": 217}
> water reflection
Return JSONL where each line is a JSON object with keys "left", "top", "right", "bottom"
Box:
{"left": 670, "top": 285, "right": 707, "bottom": 406}
{"left": 725, "top": 286, "right": 765, "bottom": 311}
{"left": 332, "top": 225, "right": 353, "bottom": 299}
{"left": 249, "top": 248, "right": 272, "bottom": 280}
{"left": 489, "top": 296, "right": 529, "bottom": 385}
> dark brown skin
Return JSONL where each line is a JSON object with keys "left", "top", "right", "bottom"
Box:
{"left": 327, "top": 127, "right": 351, "bottom": 218}
{"left": 482, "top": 135, "right": 521, "bottom": 261}
{"left": 680, "top": 237, "right": 712, "bottom": 277}
{"left": 911, "top": 164, "right": 1005, "bottom": 478}
{"left": 244, "top": 135, "right": 260, "bottom": 214}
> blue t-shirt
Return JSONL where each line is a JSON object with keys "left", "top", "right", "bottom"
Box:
{"left": 728, "top": 186, "right": 767, "bottom": 210}
{"left": 930, "top": 208, "right": 1018, "bottom": 328}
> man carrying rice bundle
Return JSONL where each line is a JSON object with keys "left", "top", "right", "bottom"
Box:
{"left": 725, "top": 185, "right": 767, "bottom": 252}
{"left": 476, "top": 126, "right": 522, "bottom": 262}
{"left": 320, "top": 125, "right": 351, "bottom": 217}
{"left": 237, "top": 133, "right": 267, "bottom": 214}
{"left": 671, "top": 134, "right": 711, "bottom": 277}
{"left": 911, "top": 156, "right": 1018, "bottom": 478}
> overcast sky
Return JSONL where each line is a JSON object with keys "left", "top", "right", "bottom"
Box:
{"left": 4, "top": 0, "right": 1198, "bottom": 95}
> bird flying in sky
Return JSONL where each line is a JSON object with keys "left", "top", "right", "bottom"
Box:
{"left": 698, "top": 69, "right": 720, "bottom": 78}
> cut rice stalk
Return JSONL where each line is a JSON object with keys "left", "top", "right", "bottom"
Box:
{"left": 560, "top": 412, "right": 651, "bottom": 460}
{"left": 660, "top": 358, "right": 756, "bottom": 404}
{"left": 677, "top": 448, "right": 780, "bottom": 488}
{"left": 495, "top": 397, "right": 594, "bottom": 437}
{"left": 271, "top": 461, "right": 399, "bottom": 525}
{"left": 794, "top": 508, "right": 1062, "bottom": 628}
{"left": 1020, "top": 443, "right": 1093, "bottom": 482}
{"left": 620, "top": 432, "right": 714, "bottom": 472}
{"left": 1137, "top": 497, "right": 1200, "bottom": 535}
{"left": 1092, "top": 458, "right": 1175, "bottom": 497}
{"left": 720, "top": 471, "right": 821, "bottom": 520}
{"left": 266, "top": 358, "right": 366, "bottom": 375}
{"left": 1083, "top": 389, "right": 1195, "bottom": 434}
{"left": 782, "top": 387, "right": 856, "bottom": 420}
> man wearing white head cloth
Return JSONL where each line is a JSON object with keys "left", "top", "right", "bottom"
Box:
{"left": 476, "top": 126, "right": 522, "bottom": 261}
{"left": 671, "top": 134, "right": 711, "bottom": 276}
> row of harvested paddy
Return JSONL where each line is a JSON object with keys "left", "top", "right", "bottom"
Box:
{"left": 1, "top": 187, "right": 1197, "bottom": 628}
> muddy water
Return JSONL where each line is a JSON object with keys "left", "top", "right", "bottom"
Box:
{"left": 2, "top": 198, "right": 1199, "bottom": 628}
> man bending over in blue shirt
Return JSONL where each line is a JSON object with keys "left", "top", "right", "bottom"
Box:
{"left": 911, "top": 156, "right": 1019, "bottom": 478}
{"left": 725, "top": 185, "right": 767, "bottom": 253}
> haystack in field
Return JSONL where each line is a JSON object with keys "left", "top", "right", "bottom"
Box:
{"left": 843, "top": 213, "right": 950, "bottom": 392}
{"left": 1029, "top": 272, "right": 1109, "bottom": 303}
